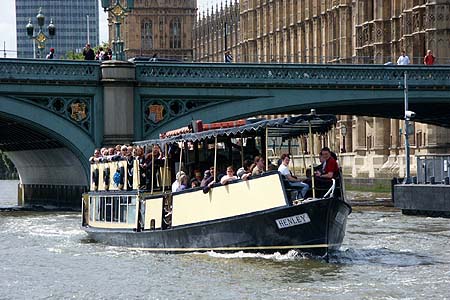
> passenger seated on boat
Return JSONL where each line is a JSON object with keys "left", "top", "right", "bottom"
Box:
{"left": 278, "top": 153, "right": 309, "bottom": 198}
{"left": 220, "top": 166, "right": 238, "bottom": 185}
{"left": 89, "top": 148, "right": 102, "bottom": 163}
{"left": 176, "top": 174, "right": 189, "bottom": 192}
{"left": 304, "top": 147, "right": 339, "bottom": 197}
{"left": 119, "top": 145, "right": 129, "bottom": 160}
{"left": 200, "top": 167, "right": 214, "bottom": 187}
{"left": 190, "top": 177, "right": 201, "bottom": 188}
{"left": 236, "top": 160, "right": 252, "bottom": 180}
{"left": 144, "top": 146, "right": 165, "bottom": 190}
{"left": 115, "top": 144, "right": 121, "bottom": 155}
{"left": 201, "top": 168, "right": 216, "bottom": 193}
{"left": 251, "top": 156, "right": 265, "bottom": 176}
{"left": 172, "top": 171, "right": 186, "bottom": 192}
{"left": 134, "top": 146, "right": 146, "bottom": 189}
{"left": 267, "top": 162, "right": 278, "bottom": 171}
{"left": 190, "top": 169, "right": 202, "bottom": 187}
{"left": 126, "top": 146, "right": 134, "bottom": 158}
{"left": 103, "top": 147, "right": 118, "bottom": 162}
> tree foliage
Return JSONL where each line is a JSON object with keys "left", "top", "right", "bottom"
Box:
{"left": 63, "top": 41, "right": 110, "bottom": 60}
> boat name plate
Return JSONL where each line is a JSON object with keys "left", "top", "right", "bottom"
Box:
{"left": 275, "top": 213, "right": 311, "bottom": 229}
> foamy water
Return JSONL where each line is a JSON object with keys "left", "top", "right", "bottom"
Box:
{"left": 1, "top": 202, "right": 450, "bottom": 299}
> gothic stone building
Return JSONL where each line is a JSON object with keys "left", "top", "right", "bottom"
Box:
{"left": 193, "top": 0, "right": 450, "bottom": 178}
{"left": 108, "top": 0, "right": 196, "bottom": 60}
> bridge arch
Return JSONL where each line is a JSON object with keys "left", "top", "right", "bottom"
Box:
{"left": 145, "top": 87, "right": 450, "bottom": 139}
{"left": 0, "top": 95, "right": 95, "bottom": 189}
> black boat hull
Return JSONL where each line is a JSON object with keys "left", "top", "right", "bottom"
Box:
{"left": 83, "top": 197, "right": 351, "bottom": 257}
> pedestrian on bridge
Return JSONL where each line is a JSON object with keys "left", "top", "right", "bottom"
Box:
{"left": 83, "top": 43, "right": 95, "bottom": 61}
{"left": 224, "top": 50, "right": 233, "bottom": 63}
{"left": 397, "top": 50, "right": 410, "bottom": 65}
{"left": 424, "top": 50, "right": 435, "bottom": 65}
{"left": 46, "top": 48, "right": 54, "bottom": 59}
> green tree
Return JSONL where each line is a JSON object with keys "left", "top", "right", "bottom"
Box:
{"left": 64, "top": 50, "right": 84, "bottom": 60}
{"left": 63, "top": 42, "right": 110, "bottom": 60}
{"left": 93, "top": 41, "right": 111, "bottom": 54}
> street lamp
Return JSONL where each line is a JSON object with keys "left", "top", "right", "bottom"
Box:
{"left": 403, "top": 71, "right": 415, "bottom": 184}
{"left": 26, "top": 8, "right": 56, "bottom": 59}
{"left": 341, "top": 124, "right": 347, "bottom": 153}
{"left": 101, "top": 0, "right": 134, "bottom": 61}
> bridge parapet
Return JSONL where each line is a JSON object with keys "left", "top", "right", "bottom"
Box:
{"left": 0, "top": 58, "right": 100, "bottom": 83}
{"left": 136, "top": 63, "right": 450, "bottom": 88}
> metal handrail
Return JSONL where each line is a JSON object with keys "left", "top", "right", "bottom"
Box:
{"left": 135, "top": 63, "right": 450, "bottom": 87}
{"left": 323, "top": 179, "right": 336, "bottom": 198}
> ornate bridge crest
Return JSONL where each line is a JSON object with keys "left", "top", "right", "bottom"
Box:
{"left": 142, "top": 98, "right": 212, "bottom": 137}
{"left": 70, "top": 102, "right": 87, "bottom": 122}
{"left": 147, "top": 104, "right": 165, "bottom": 123}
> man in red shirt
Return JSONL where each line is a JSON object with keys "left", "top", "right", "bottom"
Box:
{"left": 315, "top": 147, "right": 339, "bottom": 180}
{"left": 424, "top": 50, "right": 435, "bottom": 65}
{"left": 303, "top": 147, "right": 339, "bottom": 197}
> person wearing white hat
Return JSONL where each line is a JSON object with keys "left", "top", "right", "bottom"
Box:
{"left": 172, "top": 171, "right": 185, "bottom": 192}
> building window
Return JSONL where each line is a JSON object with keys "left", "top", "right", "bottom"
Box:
{"left": 159, "top": 19, "right": 164, "bottom": 48}
{"left": 141, "top": 20, "right": 153, "bottom": 49}
{"left": 416, "top": 132, "right": 422, "bottom": 148}
{"left": 367, "top": 135, "right": 372, "bottom": 149}
{"left": 170, "top": 18, "right": 182, "bottom": 49}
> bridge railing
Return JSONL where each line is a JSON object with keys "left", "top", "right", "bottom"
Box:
{"left": 193, "top": 54, "right": 450, "bottom": 65}
{"left": 135, "top": 63, "right": 450, "bottom": 88}
{"left": 0, "top": 58, "right": 100, "bottom": 82}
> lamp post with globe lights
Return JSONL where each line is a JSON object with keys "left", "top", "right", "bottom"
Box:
{"left": 101, "top": 0, "right": 135, "bottom": 60}
{"left": 26, "top": 8, "right": 56, "bottom": 59}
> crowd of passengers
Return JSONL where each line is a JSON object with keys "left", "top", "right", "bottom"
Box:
{"left": 89, "top": 144, "right": 339, "bottom": 199}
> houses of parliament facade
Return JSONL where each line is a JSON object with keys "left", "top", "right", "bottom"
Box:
{"left": 194, "top": 0, "right": 450, "bottom": 179}
{"left": 117, "top": 0, "right": 450, "bottom": 178}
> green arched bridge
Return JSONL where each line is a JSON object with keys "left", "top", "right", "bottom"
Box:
{"left": 1, "top": 58, "right": 449, "bottom": 207}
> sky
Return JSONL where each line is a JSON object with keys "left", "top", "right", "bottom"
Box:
{"left": 0, "top": 0, "right": 221, "bottom": 58}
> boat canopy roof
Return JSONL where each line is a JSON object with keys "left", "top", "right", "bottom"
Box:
{"left": 134, "top": 113, "right": 337, "bottom": 147}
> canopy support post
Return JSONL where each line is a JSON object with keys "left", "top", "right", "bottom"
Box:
{"left": 214, "top": 136, "right": 218, "bottom": 182}
{"left": 265, "top": 127, "right": 269, "bottom": 171}
{"left": 309, "top": 121, "right": 316, "bottom": 199}
{"left": 240, "top": 139, "right": 244, "bottom": 168}
{"left": 299, "top": 136, "right": 307, "bottom": 176}
{"left": 179, "top": 142, "right": 183, "bottom": 175}
{"left": 162, "top": 143, "right": 167, "bottom": 193}
{"left": 289, "top": 139, "right": 295, "bottom": 176}
{"left": 151, "top": 145, "right": 155, "bottom": 195}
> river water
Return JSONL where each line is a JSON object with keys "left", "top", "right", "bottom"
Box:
{"left": 1, "top": 181, "right": 450, "bottom": 299}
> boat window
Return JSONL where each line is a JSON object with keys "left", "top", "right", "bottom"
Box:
{"left": 96, "top": 196, "right": 106, "bottom": 221}
{"left": 113, "top": 196, "right": 119, "bottom": 222}
{"left": 105, "top": 197, "right": 112, "bottom": 222}
{"left": 127, "top": 196, "right": 136, "bottom": 224}
{"left": 89, "top": 196, "right": 95, "bottom": 222}
{"left": 120, "top": 196, "right": 128, "bottom": 223}
{"left": 91, "top": 195, "right": 137, "bottom": 224}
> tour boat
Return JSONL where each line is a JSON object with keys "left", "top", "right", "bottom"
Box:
{"left": 81, "top": 111, "right": 352, "bottom": 258}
